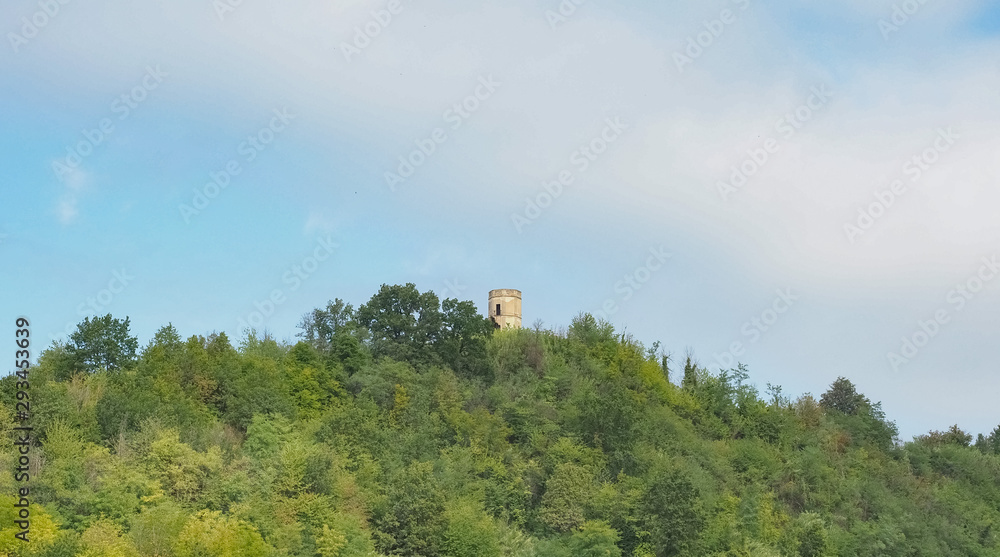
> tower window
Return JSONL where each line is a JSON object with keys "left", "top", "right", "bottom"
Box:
{"left": 496, "top": 304, "right": 501, "bottom": 316}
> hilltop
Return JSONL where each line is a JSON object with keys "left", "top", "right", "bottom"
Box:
{"left": 2, "top": 283, "right": 999, "bottom": 556}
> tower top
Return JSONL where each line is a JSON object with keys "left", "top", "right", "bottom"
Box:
{"left": 489, "top": 288, "right": 521, "bottom": 298}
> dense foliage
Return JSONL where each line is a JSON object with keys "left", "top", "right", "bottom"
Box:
{"left": 2, "top": 283, "right": 999, "bottom": 556}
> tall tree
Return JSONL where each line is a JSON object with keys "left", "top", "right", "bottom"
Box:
{"left": 640, "top": 464, "right": 703, "bottom": 557}
{"left": 67, "top": 314, "right": 139, "bottom": 375}
{"left": 356, "top": 283, "right": 444, "bottom": 365}
{"left": 681, "top": 352, "right": 698, "bottom": 390}
{"left": 298, "top": 298, "right": 357, "bottom": 350}
{"left": 819, "top": 377, "right": 867, "bottom": 416}
{"left": 437, "top": 298, "right": 493, "bottom": 378}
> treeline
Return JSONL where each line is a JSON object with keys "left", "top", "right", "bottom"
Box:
{"left": 1, "top": 283, "right": 1000, "bottom": 556}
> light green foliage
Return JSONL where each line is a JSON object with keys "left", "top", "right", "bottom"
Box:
{"left": 315, "top": 524, "right": 347, "bottom": 556}
{"left": 147, "top": 429, "right": 222, "bottom": 503}
{"left": 540, "top": 462, "right": 594, "bottom": 533}
{"left": 0, "top": 496, "right": 60, "bottom": 555}
{"left": 567, "top": 521, "right": 622, "bottom": 557}
{"left": 77, "top": 519, "right": 140, "bottom": 557}
{"left": 314, "top": 513, "right": 380, "bottom": 557}
{"left": 443, "top": 500, "right": 502, "bottom": 557}
{"left": 174, "top": 510, "right": 270, "bottom": 557}
{"left": 129, "top": 501, "right": 189, "bottom": 557}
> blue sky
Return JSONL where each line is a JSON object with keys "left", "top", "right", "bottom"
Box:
{"left": 2, "top": 0, "right": 999, "bottom": 440}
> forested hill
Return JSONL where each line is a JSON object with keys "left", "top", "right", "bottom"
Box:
{"left": 3, "top": 283, "right": 1000, "bottom": 557}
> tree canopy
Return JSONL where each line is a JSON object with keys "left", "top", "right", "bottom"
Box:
{"left": 64, "top": 314, "right": 139, "bottom": 376}
{"left": 1, "top": 285, "right": 998, "bottom": 556}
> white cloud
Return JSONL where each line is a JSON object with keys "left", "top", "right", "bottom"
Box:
{"left": 12, "top": 1, "right": 998, "bottom": 263}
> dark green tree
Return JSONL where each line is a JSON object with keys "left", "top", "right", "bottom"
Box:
{"left": 66, "top": 314, "right": 139, "bottom": 375}
{"left": 975, "top": 425, "right": 1000, "bottom": 454}
{"left": 437, "top": 298, "right": 493, "bottom": 378}
{"left": 918, "top": 424, "right": 973, "bottom": 447}
{"left": 640, "top": 464, "right": 703, "bottom": 557}
{"left": 681, "top": 353, "right": 698, "bottom": 390}
{"left": 819, "top": 377, "right": 867, "bottom": 416}
{"left": 356, "top": 283, "right": 444, "bottom": 365}
{"left": 373, "top": 461, "right": 448, "bottom": 556}
{"left": 794, "top": 513, "right": 832, "bottom": 557}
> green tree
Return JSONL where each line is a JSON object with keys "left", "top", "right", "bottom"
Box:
{"left": 299, "top": 298, "right": 358, "bottom": 349}
{"left": 0, "top": 496, "right": 61, "bottom": 553}
{"left": 67, "top": 314, "right": 139, "bottom": 375}
{"left": 357, "top": 283, "right": 444, "bottom": 365}
{"left": 571, "top": 377, "right": 644, "bottom": 472}
{"left": 793, "top": 513, "right": 832, "bottom": 557}
{"left": 918, "top": 424, "right": 973, "bottom": 447}
{"left": 173, "top": 510, "right": 270, "bottom": 557}
{"left": 77, "top": 519, "right": 141, "bottom": 557}
{"left": 681, "top": 354, "right": 698, "bottom": 390}
{"left": 444, "top": 501, "right": 502, "bottom": 557}
{"left": 819, "top": 377, "right": 866, "bottom": 416}
{"left": 640, "top": 464, "right": 703, "bottom": 557}
{"left": 373, "top": 461, "right": 448, "bottom": 556}
{"left": 129, "top": 501, "right": 189, "bottom": 557}
{"left": 438, "top": 298, "right": 493, "bottom": 378}
{"left": 568, "top": 521, "right": 623, "bottom": 557}
{"left": 567, "top": 313, "right": 615, "bottom": 349}
{"left": 145, "top": 323, "right": 184, "bottom": 358}
{"left": 540, "top": 463, "right": 594, "bottom": 533}
{"left": 975, "top": 424, "right": 1000, "bottom": 454}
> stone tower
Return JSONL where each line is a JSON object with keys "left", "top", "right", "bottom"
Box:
{"left": 488, "top": 289, "right": 522, "bottom": 329}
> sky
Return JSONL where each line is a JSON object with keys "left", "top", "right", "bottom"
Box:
{"left": 1, "top": 0, "right": 998, "bottom": 440}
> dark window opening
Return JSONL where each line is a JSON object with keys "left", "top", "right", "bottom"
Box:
{"left": 496, "top": 304, "right": 501, "bottom": 316}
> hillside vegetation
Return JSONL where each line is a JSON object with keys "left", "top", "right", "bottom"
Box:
{"left": 2, "top": 283, "right": 1000, "bottom": 557}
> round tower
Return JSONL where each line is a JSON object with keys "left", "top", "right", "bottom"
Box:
{"left": 488, "top": 289, "right": 522, "bottom": 329}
